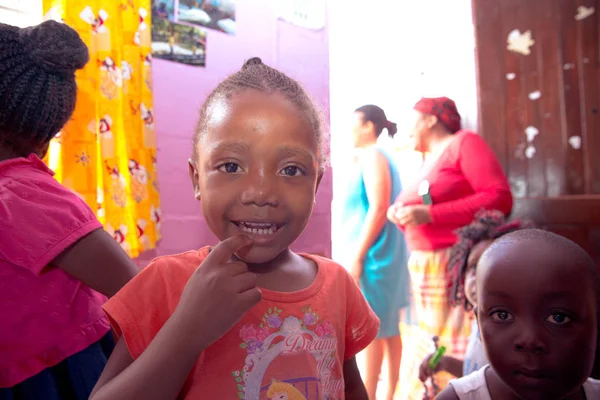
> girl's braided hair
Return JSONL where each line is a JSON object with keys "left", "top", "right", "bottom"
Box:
{"left": 193, "top": 57, "right": 326, "bottom": 169}
{"left": 0, "top": 20, "right": 89, "bottom": 155}
{"left": 448, "top": 209, "right": 535, "bottom": 310}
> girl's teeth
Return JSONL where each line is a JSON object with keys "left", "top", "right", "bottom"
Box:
{"left": 239, "top": 225, "right": 277, "bottom": 235}
{"left": 239, "top": 223, "right": 277, "bottom": 235}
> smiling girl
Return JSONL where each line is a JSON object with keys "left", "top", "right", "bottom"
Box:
{"left": 90, "top": 58, "right": 379, "bottom": 400}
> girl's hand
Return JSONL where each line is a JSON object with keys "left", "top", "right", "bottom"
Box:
{"left": 173, "top": 235, "right": 262, "bottom": 349}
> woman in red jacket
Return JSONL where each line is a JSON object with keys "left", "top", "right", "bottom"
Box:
{"left": 387, "top": 97, "right": 512, "bottom": 399}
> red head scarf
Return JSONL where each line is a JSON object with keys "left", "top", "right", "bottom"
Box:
{"left": 413, "top": 97, "right": 462, "bottom": 134}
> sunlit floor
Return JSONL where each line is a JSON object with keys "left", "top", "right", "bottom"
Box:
{"left": 356, "top": 331, "right": 434, "bottom": 400}
{"left": 356, "top": 351, "right": 391, "bottom": 400}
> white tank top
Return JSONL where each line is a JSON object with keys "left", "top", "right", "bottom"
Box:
{"left": 463, "top": 319, "right": 487, "bottom": 376}
{"left": 450, "top": 366, "right": 600, "bottom": 399}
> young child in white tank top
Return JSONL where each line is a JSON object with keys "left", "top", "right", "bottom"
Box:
{"left": 450, "top": 366, "right": 600, "bottom": 400}
{"left": 436, "top": 229, "right": 600, "bottom": 400}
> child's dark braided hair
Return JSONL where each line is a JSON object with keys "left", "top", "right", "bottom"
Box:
{"left": 0, "top": 21, "right": 89, "bottom": 156}
{"left": 448, "top": 209, "right": 535, "bottom": 310}
{"left": 193, "top": 57, "right": 326, "bottom": 169}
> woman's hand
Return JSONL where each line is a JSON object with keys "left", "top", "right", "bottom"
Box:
{"left": 387, "top": 203, "right": 402, "bottom": 224}
{"left": 391, "top": 204, "right": 432, "bottom": 226}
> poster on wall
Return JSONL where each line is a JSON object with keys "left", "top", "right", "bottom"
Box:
{"left": 152, "top": 18, "right": 207, "bottom": 67}
{"left": 177, "top": 0, "right": 236, "bottom": 35}
{"left": 152, "top": 0, "right": 176, "bottom": 21}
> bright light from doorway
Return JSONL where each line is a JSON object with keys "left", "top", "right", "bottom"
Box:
{"left": 0, "top": 0, "right": 43, "bottom": 27}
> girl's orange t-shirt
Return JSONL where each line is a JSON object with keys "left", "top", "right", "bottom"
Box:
{"left": 104, "top": 248, "right": 380, "bottom": 400}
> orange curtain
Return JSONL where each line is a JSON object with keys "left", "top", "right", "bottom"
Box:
{"left": 43, "top": 0, "right": 161, "bottom": 257}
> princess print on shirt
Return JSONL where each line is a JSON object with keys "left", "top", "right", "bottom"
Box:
{"left": 232, "top": 306, "right": 344, "bottom": 400}
{"left": 267, "top": 380, "right": 306, "bottom": 400}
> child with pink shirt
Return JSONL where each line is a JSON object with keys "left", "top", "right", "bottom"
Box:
{"left": 0, "top": 21, "right": 140, "bottom": 399}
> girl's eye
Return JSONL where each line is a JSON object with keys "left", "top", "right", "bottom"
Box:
{"left": 280, "top": 165, "right": 303, "bottom": 177}
{"left": 490, "top": 310, "right": 514, "bottom": 322}
{"left": 546, "top": 313, "right": 571, "bottom": 325}
{"left": 218, "top": 162, "right": 242, "bottom": 174}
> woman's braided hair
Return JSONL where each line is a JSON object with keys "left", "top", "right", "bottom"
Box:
{"left": 448, "top": 209, "right": 535, "bottom": 310}
{"left": 0, "top": 20, "right": 89, "bottom": 155}
{"left": 193, "top": 57, "right": 326, "bottom": 169}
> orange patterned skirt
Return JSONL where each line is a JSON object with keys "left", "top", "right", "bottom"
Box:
{"left": 396, "top": 248, "right": 472, "bottom": 400}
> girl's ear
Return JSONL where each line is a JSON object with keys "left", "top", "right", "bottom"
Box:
{"left": 315, "top": 170, "right": 324, "bottom": 194}
{"left": 188, "top": 159, "right": 201, "bottom": 200}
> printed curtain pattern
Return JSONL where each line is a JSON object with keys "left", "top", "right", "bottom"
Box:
{"left": 42, "top": 0, "right": 161, "bottom": 258}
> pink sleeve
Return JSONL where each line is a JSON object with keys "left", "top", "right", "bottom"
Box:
{"left": 429, "top": 134, "right": 513, "bottom": 226}
{"left": 343, "top": 271, "right": 380, "bottom": 361}
{"left": 0, "top": 175, "right": 102, "bottom": 275}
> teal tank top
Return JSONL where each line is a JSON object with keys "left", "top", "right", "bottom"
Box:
{"left": 339, "top": 147, "right": 409, "bottom": 299}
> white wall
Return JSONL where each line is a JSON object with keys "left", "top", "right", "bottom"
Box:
{"left": 328, "top": 0, "right": 478, "bottom": 261}
{"left": 0, "top": 1, "right": 42, "bottom": 27}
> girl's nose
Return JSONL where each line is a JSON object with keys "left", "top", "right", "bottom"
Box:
{"left": 240, "top": 172, "right": 280, "bottom": 207}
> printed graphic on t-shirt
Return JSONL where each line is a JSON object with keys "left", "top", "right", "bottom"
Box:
{"left": 232, "top": 306, "right": 342, "bottom": 399}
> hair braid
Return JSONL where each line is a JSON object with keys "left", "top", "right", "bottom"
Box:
{"left": 0, "top": 21, "right": 88, "bottom": 156}
{"left": 194, "top": 57, "right": 327, "bottom": 169}
{"left": 448, "top": 209, "right": 535, "bottom": 310}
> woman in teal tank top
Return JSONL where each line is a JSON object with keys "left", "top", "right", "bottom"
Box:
{"left": 340, "top": 105, "right": 409, "bottom": 400}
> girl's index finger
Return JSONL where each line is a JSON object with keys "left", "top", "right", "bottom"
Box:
{"left": 204, "top": 235, "right": 252, "bottom": 266}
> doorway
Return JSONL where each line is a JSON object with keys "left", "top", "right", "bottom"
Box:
{"left": 328, "top": 0, "right": 477, "bottom": 397}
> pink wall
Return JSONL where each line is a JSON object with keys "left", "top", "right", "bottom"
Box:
{"left": 137, "top": 1, "right": 331, "bottom": 265}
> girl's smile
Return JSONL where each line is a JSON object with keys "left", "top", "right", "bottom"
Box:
{"left": 231, "top": 220, "right": 285, "bottom": 244}
{"left": 189, "top": 90, "right": 322, "bottom": 266}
